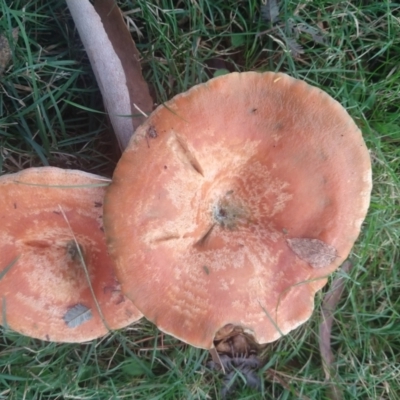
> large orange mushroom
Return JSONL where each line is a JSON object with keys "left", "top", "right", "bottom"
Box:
{"left": 104, "top": 72, "right": 372, "bottom": 350}
{"left": 0, "top": 167, "right": 142, "bottom": 342}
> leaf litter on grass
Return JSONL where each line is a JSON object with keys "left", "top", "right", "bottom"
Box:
{"left": 0, "top": 28, "right": 18, "bottom": 76}
{"left": 260, "top": 0, "right": 327, "bottom": 57}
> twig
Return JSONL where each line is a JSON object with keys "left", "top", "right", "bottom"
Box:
{"left": 58, "top": 205, "right": 111, "bottom": 332}
{"left": 319, "top": 260, "right": 353, "bottom": 399}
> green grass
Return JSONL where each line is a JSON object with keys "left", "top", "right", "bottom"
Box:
{"left": 1, "top": 0, "right": 400, "bottom": 398}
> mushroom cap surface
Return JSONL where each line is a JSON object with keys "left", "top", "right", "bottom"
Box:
{"left": 104, "top": 72, "right": 372, "bottom": 349}
{"left": 0, "top": 167, "right": 142, "bottom": 342}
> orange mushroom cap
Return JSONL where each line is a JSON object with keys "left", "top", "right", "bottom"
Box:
{"left": 104, "top": 72, "right": 372, "bottom": 349}
{"left": 0, "top": 167, "right": 142, "bottom": 342}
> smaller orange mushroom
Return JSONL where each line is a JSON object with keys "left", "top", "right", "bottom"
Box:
{"left": 0, "top": 167, "right": 142, "bottom": 342}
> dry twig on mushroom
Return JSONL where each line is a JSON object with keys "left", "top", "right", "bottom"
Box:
{"left": 0, "top": 167, "right": 142, "bottom": 342}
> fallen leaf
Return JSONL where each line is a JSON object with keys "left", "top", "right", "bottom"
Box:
{"left": 286, "top": 238, "right": 338, "bottom": 268}
{"left": 63, "top": 303, "right": 93, "bottom": 328}
{"left": 0, "top": 28, "right": 18, "bottom": 76}
{"left": 261, "top": 0, "right": 280, "bottom": 24}
{"left": 287, "top": 19, "right": 327, "bottom": 45}
{"left": 295, "top": 23, "right": 327, "bottom": 45}
{"left": 284, "top": 36, "right": 304, "bottom": 57}
{"left": 260, "top": 4, "right": 326, "bottom": 58}
{"left": 66, "top": 0, "right": 153, "bottom": 150}
{"left": 318, "top": 260, "right": 353, "bottom": 400}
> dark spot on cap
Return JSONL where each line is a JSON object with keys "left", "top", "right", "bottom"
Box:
{"left": 148, "top": 126, "right": 158, "bottom": 139}
{"left": 218, "top": 208, "right": 227, "bottom": 218}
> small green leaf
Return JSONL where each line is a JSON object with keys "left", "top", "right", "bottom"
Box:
{"left": 230, "top": 34, "right": 246, "bottom": 48}
{"left": 213, "top": 68, "right": 230, "bottom": 78}
{"left": 121, "top": 360, "right": 152, "bottom": 377}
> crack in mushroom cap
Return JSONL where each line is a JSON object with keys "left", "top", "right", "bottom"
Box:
{"left": 104, "top": 72, "right": 372, "bottom": 349}
{"left": 0, "top": 167, "right": 142, "bottom": 342}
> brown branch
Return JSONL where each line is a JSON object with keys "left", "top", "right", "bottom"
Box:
{"left": 319, "top": 260, "right": 353, "bottom": 400}
{"left": 66, "top": 0, "right": 153, "bottom": 151}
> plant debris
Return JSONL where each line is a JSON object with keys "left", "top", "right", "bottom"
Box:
{"left": 66, "top": 0, "right": 153, "bottom": 151}
{"left": 208, "top": 325, "right": 263, "bottom": 398}
{"left": 260, "top": 0, "right": 326, "bottom": 57}
{"left": 286, "top": 238, "right": 338, "bottom": 268}
{"left": 63, "top": 303, "right": 93, "bottom": 328}
{"left": 208, "top": 354, "right": 262, "bottom": 399}
{"left": 0, "top": 28, "right": 18, "bottom": 76}
{"left": 261, "top": 0, "right": 280, "bottom": 25}
{"left": 319, "top": 260, "right": 353, "bottom": 399}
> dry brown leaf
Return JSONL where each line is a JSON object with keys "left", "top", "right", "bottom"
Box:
{"left": 66, "top": 0, "right": 153, "bottom": 150}
{"left": 0, "top": 28, "right": 18, "bottom": 76}
{"left": 319, "top": 260, "right": 353, "bottom": 400}
{"left": 286, "top": 238, "right": 338, "bottom": 268}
